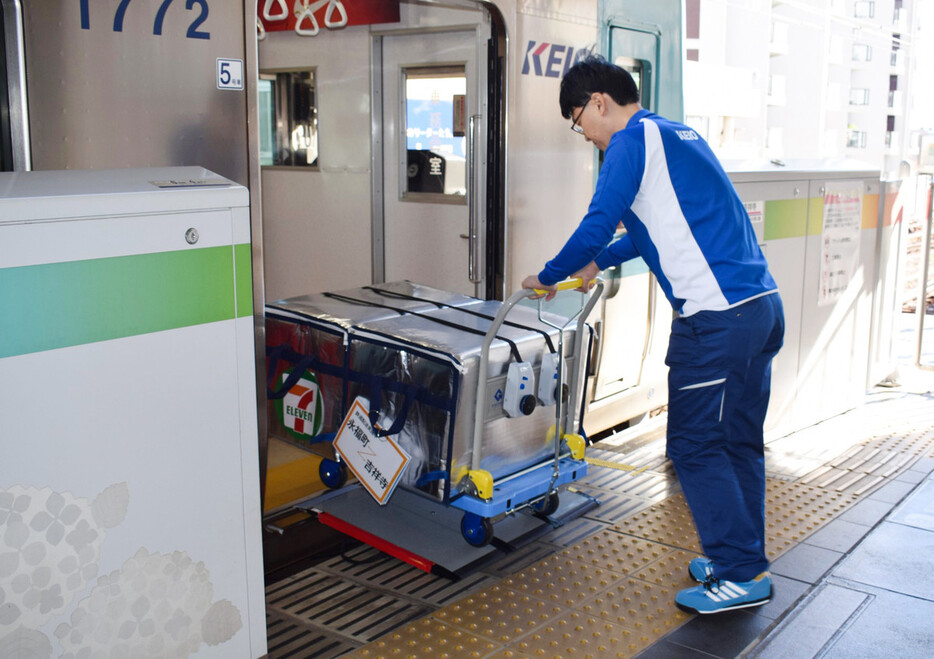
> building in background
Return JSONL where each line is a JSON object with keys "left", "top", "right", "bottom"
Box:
{"left": 683, "top": 0, "right": 931, "bottom": 180}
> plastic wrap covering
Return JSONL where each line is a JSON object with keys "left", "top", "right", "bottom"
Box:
{"left": 348, "top": 343, "right": 453, "bottom": 494}
{"left": 265, "top": 282, "right": 587, "bottom": 503}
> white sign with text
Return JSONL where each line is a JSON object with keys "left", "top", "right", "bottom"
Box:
{"left": 333, "top": 397, "right": 409, "bottom": 505}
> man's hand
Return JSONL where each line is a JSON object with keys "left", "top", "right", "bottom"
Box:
{"left": 521, "top": 275, "right": 558, "bottom": 301}
{"left": 571, "top": 262, "right": 601, "bottom": 292}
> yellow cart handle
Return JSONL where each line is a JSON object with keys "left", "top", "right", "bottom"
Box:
{"left": 532, "top": 277, "right": 595, "bottom": 296}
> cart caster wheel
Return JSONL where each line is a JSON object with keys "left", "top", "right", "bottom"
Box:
{"left": 532, "top": 492, "right": 560, "bottom": 517}
{"left": 319, "top": 459, "right": 347, "bottom": 489}
{"left": 461, "top": 513, "right": 494, "bottom": 547}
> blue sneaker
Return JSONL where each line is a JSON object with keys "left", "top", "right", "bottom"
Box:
{"left": 675, "top": 572, "right": 772, "bottom": 614}
{"left": 688, "top": 557, "right": 714, "bottom": 583}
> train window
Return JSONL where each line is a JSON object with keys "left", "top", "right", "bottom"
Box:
{"left": 614, "top": 56, "right": 651, "bottom": 110}
{"left": 258, "top": 69, "right": 318, "bottom": 168}
{"left": 403, "top": 66, "right": 467, "bottom": 198}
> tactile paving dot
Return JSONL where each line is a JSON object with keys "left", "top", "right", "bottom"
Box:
{"left": 514, "top": 610, "right": 652, "bottom": 658}
{"left": 560, "top": 529, "right": 671, "bottom": 573}
{"left": 632, "top": 549, "right": 699, "bottom": 587}
{"left": 766, "top": 533, "right": 796, "bottom": 560}
{"left": 611, "top": 494, "right": 703, "bottom": 552}
{"left": 346, "top": 616, "right": 499, "bottom": 658}
{"left": 434, "top": 583, "right": 567, "bottom": 643}
{"left": 502, "top": 554, "right": 628, "bottom": 607}
{"left": 573, "top": 577, "right": 690, "bottom": 635}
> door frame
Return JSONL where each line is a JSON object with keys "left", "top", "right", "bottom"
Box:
{"left": 369, "top": 2, "right": 506, "bottom": 300}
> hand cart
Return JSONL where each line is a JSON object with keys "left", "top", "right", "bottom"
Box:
{"left": 452, "top": 277, "right": 604, "bottom": 546}
{"left": 273, "top": 279, "right": 603, "bottom": 567}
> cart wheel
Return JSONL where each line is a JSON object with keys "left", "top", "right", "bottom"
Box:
{"left": 319, "top": 459, "right": 347, "bottom": 489}
{"left": 532, "top": 492, "right": 560, "bottom": 517}
{"left": 460, "top": 513, "right": 494, "bottom": 547}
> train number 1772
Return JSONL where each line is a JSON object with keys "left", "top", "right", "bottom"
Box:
{"left": 80, "top": 0, "right": 211, "bottom": 40}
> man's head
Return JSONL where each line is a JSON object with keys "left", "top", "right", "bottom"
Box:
{"left": 560, "top": 55, "right": 642, "bottom": 150}
{"left": 559, "top": 55, "right": 640, "bottom": 120}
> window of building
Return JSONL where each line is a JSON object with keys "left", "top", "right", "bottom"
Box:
{"left": 852, "top": 43, "right": 872, "bottom": 61}
{"left": 854, "top": 1, "right": 875, "bottom": 18}
{"left": 685, "top": 115, "right": 709, "bottom": 141}
{"left": 258, "top": 69, "right": 318, "bottom": 168}
{"left": 686, "top": 0, "right": 700, "bottom": 39}
{"left": 846, "top": 129, "right": 868, "bottom": 148}
{"left": 849, "top": 88, "right": 870, "bottom": 105}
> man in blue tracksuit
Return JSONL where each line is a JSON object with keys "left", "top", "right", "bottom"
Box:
{"left": 522, "top": 55, "right": 784, "bottom": 614}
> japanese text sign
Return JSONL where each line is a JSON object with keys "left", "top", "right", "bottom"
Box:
{"left": 333, "top": 397, "right": 409, "bottom": 505}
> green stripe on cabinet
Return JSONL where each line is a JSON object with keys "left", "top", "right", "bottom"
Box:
{"left": 234, "top": 243, "right": 254, "bottom": 317}
{"left": 0, "top": 245, "right": 248, "bottom": 359}
{"left": 763, "top": 198, "right": 809, "bottom": 240}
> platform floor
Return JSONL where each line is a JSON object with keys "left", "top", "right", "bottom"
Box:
{"left": 265, "top": 325, "right": 934, "bottom": 658}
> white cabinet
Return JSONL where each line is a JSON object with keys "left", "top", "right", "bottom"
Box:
{"left": 0, "top": 167, "right": 266, "bottom": 658}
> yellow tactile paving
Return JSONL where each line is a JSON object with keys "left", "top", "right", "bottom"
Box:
{"left": 766, "top": 482, "right": 858, "bottom": 540}
{"left": 612, "top": 497, "right": 702, "bottom": 552}
{"left": 572, "top": 577, "right": 691, "bottom": 637}
{"left": 765, "top": 532, "right": 797, "bottom": 559}
{"left": 512, "top": 610, "right": 653, "bottom": 658}
{"left": 433, "top": 583, "right": 567, "bottom": 644}
{"left": 344, "top": 616, "right": 500, "bottom": 658}
{"left": 501, "top": 554, "right": 628, "bottom": 607}
{"left": 559, "top": 529, "right": 672, "bottom": 573}
{"left": 632, "top": 548, "right": 701, "bottom": 587}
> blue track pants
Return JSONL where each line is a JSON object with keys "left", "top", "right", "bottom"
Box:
{"left": 665, "top": 292, "right": 785, "bottom": 582}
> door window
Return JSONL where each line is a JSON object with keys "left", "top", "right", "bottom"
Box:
{"left": 259, "top": 70, "right": 318, "bottom": 167}
{"left": 403, "top": 67, "right": 466, "bottom": 198}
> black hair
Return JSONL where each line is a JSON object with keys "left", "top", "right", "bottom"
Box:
{"left": 559, "top": 54, "right": 640, "bottom": 119}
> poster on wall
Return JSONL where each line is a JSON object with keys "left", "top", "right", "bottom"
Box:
{"left": 819, "top": 181, "right": 864, "bottom": 306}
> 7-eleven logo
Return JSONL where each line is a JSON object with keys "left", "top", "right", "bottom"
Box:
{"left": 282, "top": 370, "right": 324, "bottom": 438}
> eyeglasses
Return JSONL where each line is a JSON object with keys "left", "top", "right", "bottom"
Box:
{"left": 570, "top": 99, "right": 590, "bottom": 134}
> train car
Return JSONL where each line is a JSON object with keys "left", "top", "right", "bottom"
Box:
{"left": 255, "top": 0, "right": 681, "bottom": 446}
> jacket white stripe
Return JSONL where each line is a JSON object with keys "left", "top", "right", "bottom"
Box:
{"left": 631, "top": 119, "right": 729, "bottom": 316}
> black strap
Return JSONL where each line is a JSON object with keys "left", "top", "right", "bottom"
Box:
{"left": 323, "top": 292, "right": 525, "bottom": 363}
{"left": 365, "top": 286, "right": 557, "bottom": 354}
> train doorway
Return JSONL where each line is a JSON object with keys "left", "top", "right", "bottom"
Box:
{"left": 376, "top": 25, "right": 487, "bottom": 297}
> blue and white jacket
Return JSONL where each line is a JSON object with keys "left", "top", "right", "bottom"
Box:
{"left": 538, "top": 109, "right": 777, "bottom": 316}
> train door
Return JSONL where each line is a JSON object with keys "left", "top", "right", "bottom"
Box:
{"left": 584, "top": 2, "right": 684, "bottom": 431}
{"left": 589, "top": 29, "right": 663, "bottom": 410}
{"left": 378, "top": 25, "right": 487, "bottom": 297}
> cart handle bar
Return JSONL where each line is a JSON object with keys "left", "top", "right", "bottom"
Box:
{"left": 470, "top": 278, "right": 604, "bottom": 471}
{"left": 532, "top": 277, "right": 595, "bottom": 296}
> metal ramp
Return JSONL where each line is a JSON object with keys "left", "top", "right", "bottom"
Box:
{"left": 302, "top": 484, "right": 600, "bottom": 579}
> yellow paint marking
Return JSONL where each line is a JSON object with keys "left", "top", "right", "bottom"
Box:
{"left": 585, "top": 456, "right": 649, "bottom": 474}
